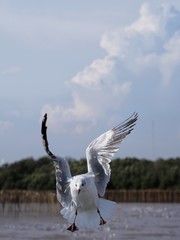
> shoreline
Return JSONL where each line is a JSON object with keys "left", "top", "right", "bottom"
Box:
{"left": 0, "top": 189, "right": 180, "bottom": 204}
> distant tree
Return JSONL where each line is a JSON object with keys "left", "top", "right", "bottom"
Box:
{"left": 0, "top": 156, "right": 180, "bottom": 190}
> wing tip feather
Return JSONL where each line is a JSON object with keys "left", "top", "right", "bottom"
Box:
{"left": 41, "top": 113, "right": 57, "bottom": 160}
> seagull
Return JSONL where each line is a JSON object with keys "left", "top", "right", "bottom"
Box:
{"left": 41, "top": 112, "right": 138, "bottom": 232}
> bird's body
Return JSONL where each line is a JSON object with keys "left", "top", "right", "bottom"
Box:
{"left": 70, "top": 174, "right": 98, "bottom": 211}
{"left": 41, "top": 112, "right": 138, "bottom": 231}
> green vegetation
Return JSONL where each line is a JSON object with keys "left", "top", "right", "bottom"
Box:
{"left": 0, "top": 157, "right": 180, "bottom": 190}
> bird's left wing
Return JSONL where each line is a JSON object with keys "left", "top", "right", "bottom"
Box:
{"left": 86, "top": 112, "right": 138, "bottom": 197}
{"left": 41, "top": 113, "right": 72, "bottom": 208}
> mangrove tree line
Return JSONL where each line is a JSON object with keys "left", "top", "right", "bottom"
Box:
{"left": 0, "top": 157, "right": 180, "bottom": 190}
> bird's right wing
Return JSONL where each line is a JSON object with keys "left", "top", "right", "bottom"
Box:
{"left": 86, "top": 112, "right": 138, "bottom": 197}
{"left": 41, "top": 113, "right": 72, "bottom": 208}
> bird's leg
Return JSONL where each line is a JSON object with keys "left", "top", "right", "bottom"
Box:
{"left": 97, "top": 208, "right": 106, "bottom": 225}
{"left": 67, "top": 209, "right": 79, "bottom": 232}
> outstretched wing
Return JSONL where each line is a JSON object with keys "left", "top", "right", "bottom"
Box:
{"left": 86, "top": 112, "right": 138, "bottom": 197}
{"left": 41, "top": 113, "right": 72, "bottom": 207}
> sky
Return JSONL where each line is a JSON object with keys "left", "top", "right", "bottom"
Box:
{"left": 0, "top": 0, "right": 180, "bottom": 164}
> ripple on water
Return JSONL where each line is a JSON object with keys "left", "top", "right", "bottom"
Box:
{"left": 0, "top": 203, "right": 180, "bottom": 240}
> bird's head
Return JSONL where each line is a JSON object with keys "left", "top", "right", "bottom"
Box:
{"left": 70, "top": 175, "right": 91, "bottom": 195}
{"left": 74, "top": 178, "right": 87, "bottom": 194}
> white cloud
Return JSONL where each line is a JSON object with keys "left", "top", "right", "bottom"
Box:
{"left": 127, "top": 3, "right": 161, "bottom": 36}
{"left": 100, "top": 29, "right": 128, "bottom": 57}
{"left": 0, "top": 121, "right": 13, "bottom": 132}
{"left": 159, "top": 33, "right": 180, "bottom": 85}
{"left": 104, "top": 3, "right": 180, "bottom": 85}
{"left": 0, "top": 66, "right": 21, "bottom": 75}
{"left": 71, "top": 56, "right": 114, "bottom": 89}
{"left": 41, "top": 94, "right": 96, "bottom": 134}
{"left": 41, "top": 2, "right": 180, "bottom": 134}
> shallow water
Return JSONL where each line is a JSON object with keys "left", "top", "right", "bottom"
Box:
{"left": 0, "top": 203, "right": 180, "bottom": 240}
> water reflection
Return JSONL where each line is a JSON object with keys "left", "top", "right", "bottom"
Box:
{"left": 0, "top": 203, "right": 180, "bottom": 240}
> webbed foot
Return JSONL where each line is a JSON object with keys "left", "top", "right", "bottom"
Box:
{"left": 67, "top": 223, "right": 79, "bottom": 232}
{"left": 99, "top": 217, "right": 106, "bottom": 225}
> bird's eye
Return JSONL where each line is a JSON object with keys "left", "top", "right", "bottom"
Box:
{"left": 75, "top": 183, "right": 77, "bottom": 187}
{"left": 82, "top": 182, "right": 86, "bottom": 186}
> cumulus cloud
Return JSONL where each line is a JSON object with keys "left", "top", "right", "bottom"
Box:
{"left": 71, "top": 56, "right": 115, "bottom": 89}
{"left": 101, "top": 3, "right": 180, "bottom": 85}
{"left": 41, "top": 94, "right": 96, "bottom": 134}
{"left": 71, "top": 2, "right": 180, "bottom": 89}
{"left": 159, "top": 33, "right": 180, "bottom": 85}
{"left": 41, "top": 3, "right": 180, "bottom": 133}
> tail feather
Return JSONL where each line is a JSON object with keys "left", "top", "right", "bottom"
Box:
{"left": 98, "top": 198, "right": 116, "bottom": 221}
{"left": 76, "top": 209, "right": 99, "bottom": 228}
{"left": 60, "top": 198, "right": 116, "bottom": 229}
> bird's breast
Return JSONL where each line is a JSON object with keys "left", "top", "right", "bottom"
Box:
{"left": 79, "top": 189, "right": 98, "bottom": 210}
{"left": 72, "top": 187, "right": 98, "bottom": 211}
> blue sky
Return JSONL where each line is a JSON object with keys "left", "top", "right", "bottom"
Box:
{"left": 0, "top": 0, "right": 180, "bottom": 163}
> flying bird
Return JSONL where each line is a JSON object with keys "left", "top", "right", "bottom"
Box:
{"left": 41, "top": 112, "right": 138, "bottom": 232}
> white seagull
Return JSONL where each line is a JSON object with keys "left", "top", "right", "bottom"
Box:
{"left": 41, "top": 112, "right": 138, "bottom": 232}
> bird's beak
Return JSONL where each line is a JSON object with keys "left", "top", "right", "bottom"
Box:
{"left": 78, "top": 189, "right": 81, "bottom": 194}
